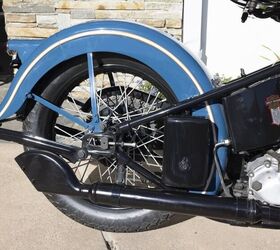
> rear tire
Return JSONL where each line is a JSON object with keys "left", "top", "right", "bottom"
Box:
{"left": 24, "top": 54, "right": 189, "bottom": 232}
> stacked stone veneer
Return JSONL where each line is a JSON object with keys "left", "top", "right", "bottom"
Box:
{"left": 3, "top": 0, "right": 183, "bottom": 40}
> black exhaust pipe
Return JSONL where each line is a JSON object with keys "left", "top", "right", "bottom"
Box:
{"left": 15, "top": 150, "right": 280, "bottom": 228}
{"left": 89, "top": 183, "right": 266, "bottom": 225}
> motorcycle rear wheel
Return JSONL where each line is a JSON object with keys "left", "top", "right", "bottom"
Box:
{"left": 23, "top": 53, "right": 189, "bottom": 232}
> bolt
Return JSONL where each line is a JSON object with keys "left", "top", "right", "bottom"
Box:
{"left": 235, "top": 183, "right": 244, "bottom": 190}
{"left": 264, "top": 160, "right": 272, "bottom": 168}
{"left": 77, "top": 150, "right": 87, "bottom": 159}
{"left": 223, "top": 139, "right": 231, "bottom": 146}
{"left": 249, "top": 190, "right": 254, "bottom": 195}
{"left": 249, "top": 173, "right": 254, "bottom": 177}
{"left": 252, "top": 181, "right": 262, "bottom": 191}
{"left": 26, "top": 93, "right": 34, "bottom": 99}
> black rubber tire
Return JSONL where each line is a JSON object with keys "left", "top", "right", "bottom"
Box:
{"left": 23, "top": 54, "right": 189, "bottom": 232}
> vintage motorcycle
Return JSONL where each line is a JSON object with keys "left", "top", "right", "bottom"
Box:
{"left": 0, "top": 0, "right": 279, "bottom": 232}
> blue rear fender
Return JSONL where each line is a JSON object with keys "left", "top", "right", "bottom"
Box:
{"left": 4, "top": 20, "right": 228, "bottom": 193}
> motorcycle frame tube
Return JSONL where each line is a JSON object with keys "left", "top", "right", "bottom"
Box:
{"left": 0, "top": 127, "right": 82, "bottom": 163}
{"left": 117, "top": 61, "right": 280, "bottom": 133}
{"left": 1, "top": 20, "right": 228, "bottom": 193}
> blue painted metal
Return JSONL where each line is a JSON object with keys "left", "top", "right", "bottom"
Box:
{"left": 87, "top": 53, "right": 102, "bottom": 132}
{"left": 3, "top": 20, "right": 228, "bottom": 193}
{"left": 31, "top": 94, "right": 89, "bottom": 129}
{"left": 8, "top": 39, "right": 41, "bottom": 64}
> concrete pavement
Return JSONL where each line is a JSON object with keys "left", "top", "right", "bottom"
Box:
{"left": 0, "top": 143, "right": 107, "bottom": 250}
{"left": 103, "top": 217, "right": 280, "bottom": 250}
{"left": 1, "top": 143, "right": 280, "bottom": 250}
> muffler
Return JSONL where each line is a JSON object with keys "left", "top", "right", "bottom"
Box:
{"left": 15, "top": 150, "right": 280, "bottom": 228}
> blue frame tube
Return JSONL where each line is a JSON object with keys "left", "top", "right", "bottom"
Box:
{"left": 87, "top": 53, "right": 102, "bottom": 132}
{"left": 31, "top": 94, "right": 89, "bottom": 129}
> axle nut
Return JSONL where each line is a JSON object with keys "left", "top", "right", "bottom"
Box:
{"left": 77, "top": 149, "right": 87, "bottom": 159}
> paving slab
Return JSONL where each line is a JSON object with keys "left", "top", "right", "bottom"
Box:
{"left": 0, "top": 143, "right": 107, "bottom": 250}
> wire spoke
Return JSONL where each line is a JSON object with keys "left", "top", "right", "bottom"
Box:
{"left": 56, "top": 68, "right": 168, "bottom": 186}
{"left": 55, "top": 125, "right": 88, "bottom": 144}
{"left": 55, "top": 124, "right": 84, "bottom": 138}
{"left": 67, "top": 96, "right": 85, "bottom": 107}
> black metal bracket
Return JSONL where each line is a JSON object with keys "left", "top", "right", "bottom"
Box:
{"left": 116, "top": 148, "right": 167, "bottom": 189}
{"left": 82, "top": 133, "right": 116, "bottom": 156}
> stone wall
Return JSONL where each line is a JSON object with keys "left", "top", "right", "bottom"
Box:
{"left": 3, "top": 0, "right": 183, "bottom": 40}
